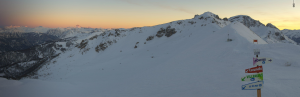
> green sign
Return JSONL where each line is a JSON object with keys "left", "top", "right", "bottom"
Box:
{"left": 241, "top": 73, "right": 263, "bottom": 82}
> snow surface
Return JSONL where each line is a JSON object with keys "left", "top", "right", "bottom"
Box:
{"left": 1, "top": 12, "right": 300, "bottom": 97}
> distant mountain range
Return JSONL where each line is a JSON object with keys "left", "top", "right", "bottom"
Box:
{"left": 282, "top": 29, "right": 300, "bottom": 45}
{"left": 0, "top": 27, "right": 104, "bottom": 53}
{"left": 0, "top": 32, "right": 59, "bottom": 53}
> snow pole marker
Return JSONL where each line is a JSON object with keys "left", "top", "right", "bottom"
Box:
{"left": 253, "top": 39, "right": 258, "bottom": 44}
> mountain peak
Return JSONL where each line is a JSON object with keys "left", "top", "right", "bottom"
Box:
{"left": 266, "top": 23, "right": 279, "bottom": 30}
{"left": 193, "top": 11, "right": 221, "bottom": 20}
{"left": 229, "top": 15, "right": 265, "bottom": 28}
{"left": 202, "top": 11, "right": 216, "bottom": 16}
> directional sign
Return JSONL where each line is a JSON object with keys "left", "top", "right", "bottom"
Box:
{"left": 253, "top": 57, "right": 272, "bottom": 66}
{"left": 241, "top": 73, "right": 263, "bottom": 82}
{"left": 242, "top": 81, "right": 263, "bottom": 90}
{"left": 245, "top": 66, "right": 263, "bottom": 73}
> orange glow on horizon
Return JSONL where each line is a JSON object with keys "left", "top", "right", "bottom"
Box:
{"left": 12, "top": 19, "right": 300, "bottom": 30}
{"left": 10, "top": 14, "right": 189, "bottom": 29}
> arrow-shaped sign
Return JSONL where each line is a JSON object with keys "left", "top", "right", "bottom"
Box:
{"left": 242, "top": 81, "right": 263, "bottom": 90}
{"left": 253, "top": 57, "right": 272, "bottom": 66}
{"left": 245, "top": 66, "right": 263, "bottom": 73}
{"left": 241, "top": 73, "right": 263, "bottom": 82}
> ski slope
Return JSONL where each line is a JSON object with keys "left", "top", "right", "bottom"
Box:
{"left": 221, "top": 22, "right": 267, "bottom": 44}
{"left": 1, "top": 12, "right": 300, "bottom": 97}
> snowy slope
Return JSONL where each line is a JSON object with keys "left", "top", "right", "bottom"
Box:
{"left": 222, "top": 22, "right": 267, "bottom": 44}
{"left": 1, "top": 12, "right": 300, "bottom": 97}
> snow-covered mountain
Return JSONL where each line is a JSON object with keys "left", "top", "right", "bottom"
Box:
{"left": 46, "top": 27, "right": 104, "bottom": 38}
{"left": 1, "top": 26, "right": 103, "bottom": 38}
{"left": 229, "top": 15, "right": 297, "bottom": 45}
{"left": 0, "top": 26, "right": 50, "bottom": 33}
{"left": 1, "top": 12, "right": 300, "bottom": 97}
{"left": 229, "top": 15, "right": 265, "bottom": 28}
{"left": 0, "top": 26, "right": 104, "bottom": 53}
{"left": 282, "top": 29, "right": 300, "bottom": 45}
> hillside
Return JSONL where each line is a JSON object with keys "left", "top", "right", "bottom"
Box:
{"left": 282, "top": 29, "right": 300, "bottom": 44}
{"left": 0, "top": 12, "right": 300, "bottom": 97}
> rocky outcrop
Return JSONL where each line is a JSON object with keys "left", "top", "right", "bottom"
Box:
{"left": 229, "top": 15, "right": 265, "bottom": 28}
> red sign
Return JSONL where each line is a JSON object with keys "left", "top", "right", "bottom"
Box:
{"left": 253, "top": 40, "right": 258, "bottom": 42}
{"left": 245, "top": 66, "right": 263, "bottom": 73}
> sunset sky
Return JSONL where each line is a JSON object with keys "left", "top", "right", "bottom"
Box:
{"left": 1, "top": 0, "right": 299, "bottom": 30}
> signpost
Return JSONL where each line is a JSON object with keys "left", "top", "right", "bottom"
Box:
{"left": 241, "top": 49, "right": 272, "bottom": 97}
{"left": 253, "top": 57, "right": 272, "bottom": 66}
{"left": 245, "top": 66, "right": 263, "bottom": 73}
{"left": 241, "top": 73, "right": 263, "bottom": 82}
{"left": 242, "top": 81, "right": 264, "bottom": 90}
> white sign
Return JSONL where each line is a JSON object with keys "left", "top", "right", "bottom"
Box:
{"left": 253, "top": 57, "right": 272, "bottom": 66}
{"left": 254, "top": 49, "right": 260, "bottom": 55}
{"left": 242, "top": 81, "right": 263, "bottom": 90}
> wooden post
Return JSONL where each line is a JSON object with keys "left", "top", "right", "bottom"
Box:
{"left": 257, "top": 89, "right": 261, "bottom": 97}
{"left": 256, "top": 54, "right": 261, "bottom": 97}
